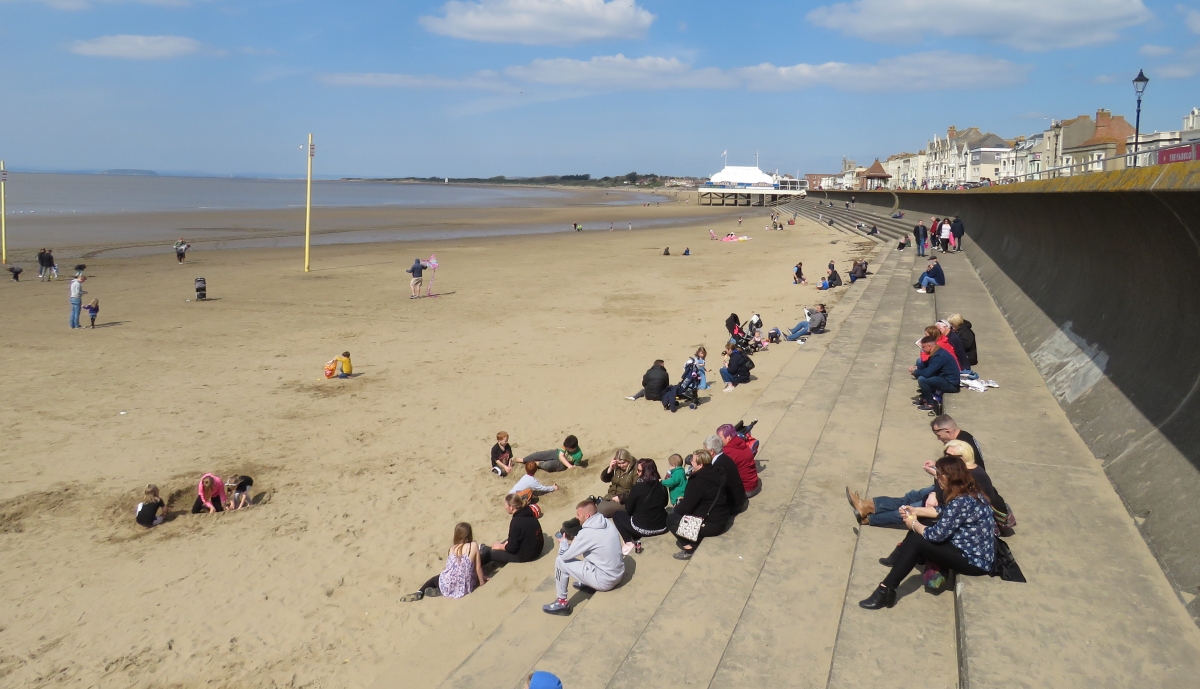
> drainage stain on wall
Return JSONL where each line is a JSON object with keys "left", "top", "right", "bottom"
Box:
{"left": 1030, "top": 321, "right": 1109, "bottom": 405}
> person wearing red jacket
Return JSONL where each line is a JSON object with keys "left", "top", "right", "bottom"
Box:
{"left": 717, "top": 424, "right": 761, "bottom": 498}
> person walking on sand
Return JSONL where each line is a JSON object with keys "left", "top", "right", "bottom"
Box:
{"left": 406, "top": 258, "right": 426, "bottom": 299}
{"left": 628, "top": 222, "right": 632, "bottom": 231}
{"left": 738, "top": 217, "right": 742, "bottom": 227}
{"left": 68, "top": 275, "right": 87, "bottom": 329}
{"left": 174, "top": 239, "right": 190, "bottom": 264}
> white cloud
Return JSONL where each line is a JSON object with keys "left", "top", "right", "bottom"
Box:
{"left": 807, "top": 0, "right": 1152, "bottom": 51}
{"left": 737, "top": 52, "right": 1027, "bottom": 92}
{"left": 325, "top": 51, "right": 1027, "bottom": 96}
{"left": 1093, "top": 74, "right": 1116, "bottom": 84}
{"left": 1139, "top": 44, "right": 1175, "bottom": 56}
{"left": 504, "top": 54, "right": 736, "bottom": 89}
{"left": 1157, "top": 44, "right": 1200, "bottom": 78}
{"left": 317, "top": 71, "right": 516, "bottom": 92}
{"left": 1186, "top": 8, "right": 1200, "bottom": 34}
{"left": 71, "top": 34, "right": 202, "bottom": 59}
{"left": 22, "top": 0, "right": 189, "bottom": 9}
{"left": 419, "top": 0, "right": 654, "bottom": 45}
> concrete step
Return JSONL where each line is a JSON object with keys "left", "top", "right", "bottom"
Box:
{"left": 824, "top": 253, "right": 957, "bottom": 689}
{"left": 409, "top": 247, "right": 901, "bottom": 689}
{"left": 933, "top": 254, "right": 1200, "bottom": 688}
{"left": 602, "top": 250, "right": 908, "bottom": 689}
{"left": 706, "top": 248, "right": 920, "bottom": 688}
{"left": 786, "top": 204, "right": 888, "bottom": 245}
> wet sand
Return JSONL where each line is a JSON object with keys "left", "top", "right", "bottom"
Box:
{"left": 0, "top": 207, "right": 871, "bottom": 687}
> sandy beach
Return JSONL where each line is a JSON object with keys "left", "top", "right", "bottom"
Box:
{"left": 0, "top": 207, "right": 872, "bottom": 687}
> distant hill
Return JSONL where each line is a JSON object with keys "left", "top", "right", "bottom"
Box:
{"left": 100, "top": 169, "right": 158, "bottom": 176}
{"left": 341, "top": 173, "right": 697, "bottom": 188}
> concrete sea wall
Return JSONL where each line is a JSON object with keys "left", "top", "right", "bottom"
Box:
{"left": 821, "top": 162, "right": 1200, "bottom": 621}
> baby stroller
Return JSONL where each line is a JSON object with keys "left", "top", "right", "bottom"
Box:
{"left": 662, "top": 358, "right": 703, "bottom": 411}
{"left": 734, "top": 314, "right": 768, "bottom": 353}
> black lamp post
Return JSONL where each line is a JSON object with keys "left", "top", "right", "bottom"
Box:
{"left": 1132, "top": 69, "right": 1149, "bottom": 167}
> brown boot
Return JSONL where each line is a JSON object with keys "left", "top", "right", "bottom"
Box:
{"left": 845, "top": 487, "right": 874, "bottom": 524}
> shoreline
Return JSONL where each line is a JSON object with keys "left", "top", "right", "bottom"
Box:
{"left": 3, "top": 195, "right": 720, "bottom": 260}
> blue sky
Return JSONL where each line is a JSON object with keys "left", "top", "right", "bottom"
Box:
{"left": 1, "top": 0, "right": 1198, "bottom": 178}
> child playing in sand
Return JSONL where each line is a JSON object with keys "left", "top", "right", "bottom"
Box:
{"left": 191, "top": 473, "right": 226, "bottom": 513}
{"left": 226, "top": 475, "right": 254, "bottom": 510}
{"left": 491, "top": 431, "right": 515, "bottom": 477}
{"left": 335, "top": 352, "right": 352, "bottom": 378}
{"left": 509, "top": 461, "right": 558, "bottom": 495}
{"left": 661, "top": 454, "right": 688, "bottom": 506}
{"left": 83, "top": 298, "right": 99, "bottom": 328}
{"left": 135, "top": 484, "right": 166, "bottom": 527}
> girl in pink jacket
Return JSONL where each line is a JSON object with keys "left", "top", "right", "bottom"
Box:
{"left": 191, "top": 473, "right": 226, "bottom": 513}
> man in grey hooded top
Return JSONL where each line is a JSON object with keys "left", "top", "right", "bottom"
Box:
{"left": 543, "top": 500, "right": 626, "bottom": 615}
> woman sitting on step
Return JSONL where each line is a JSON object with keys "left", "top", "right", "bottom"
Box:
{"left": 859, "top": 455, "right": 994, "bottom": 609}
{"left": 401, "top": 522, "right": 488, "bottom": 602}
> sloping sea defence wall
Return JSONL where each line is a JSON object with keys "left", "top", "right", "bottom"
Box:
{"left": 821, "top": 161, "right": 1200, "bottom": 622}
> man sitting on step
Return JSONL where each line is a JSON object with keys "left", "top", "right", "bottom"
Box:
{"left": 845, "top": 414, "right": 983, "bottom": 527}
{"left": 914, "top": 259, "right": 945, "bottom": 293}
{"left": 542, "top": 500, "right": 626, "bottom": 616}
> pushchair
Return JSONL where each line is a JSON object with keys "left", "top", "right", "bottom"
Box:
{"left": 662, "top": 358, "right": 703, "bottom": 411}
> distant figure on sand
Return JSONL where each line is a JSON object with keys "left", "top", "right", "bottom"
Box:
{"left": 406, "top": 258, "right": 426, "bottom": 299}
{"left": 8, "top": 265, "right": 22, "bottom": 282}
{"left": 491, "top": 431, "right": 515, "bottom": 477}
{"left": 68, "top": 275, "right": 87, "bottom": 329}
{"left": 174, "top": 239, "right": 190, "bottom": 264}
{"left": 226, "top": 475, "right": 254, "bottom": 510}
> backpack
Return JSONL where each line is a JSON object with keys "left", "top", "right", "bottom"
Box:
{"left": 661, "top": 386, "right": 680, "bottom": 412}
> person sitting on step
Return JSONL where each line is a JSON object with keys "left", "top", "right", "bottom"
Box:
{"left": 542, "top": 500, "right": 626, "bottom": 616}
{"left": 717, "top": 424, "right": 761, "bottom": 499}
{"left": 486, "top": 491, "right": 545, "bottom": 565}
{"left": 611, "top": 458, "right": 670, "bottom": 554}
{"left": 401, "top": 522, "right": 488, "bottom": 602}
{"left": 859, "top": 455, "right": 994, "bottom": 609}
{"left": 908, "top": 336, "right": 959, "bottom": 411}
{"left": 666, "top": 449, "right": 731, "bottom": 559}
{"left": 915, "top": 259, "right": 945, "bottom": 293}
{"left": 596, "top": 449, "right": 637, "bottom": 518}
{"left": 705, "top": 435, "right": 748, "bottom": 515}
{"left": 946, "top": 314, "right": 978, "bottom": 375}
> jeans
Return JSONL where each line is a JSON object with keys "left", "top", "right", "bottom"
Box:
{"left": 918, "top": 376, "right": 958, "bottom": 398}
{"left": 882, "top": 530, "right": 987, "bottom": 589}
{"left": 786, "top": 321, "right": 810, "bottom": 341}
{"left": 917, "top": 240, "right": 926, "bottom": 256}
{"left": 720, "top": 368, "right": 733, "bottom": 384}
{"left": 868, "top": 486, "right": 935, "bottom": 526}
{"left": 919, "top": 275, "right": 939, "bottom": 288}
{"left": 69, "top": 298, "right": 82, "bottom": 328}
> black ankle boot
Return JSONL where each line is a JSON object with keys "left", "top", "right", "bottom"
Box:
{"left": 858, "top": 585, "right": 896, "bottom": 610}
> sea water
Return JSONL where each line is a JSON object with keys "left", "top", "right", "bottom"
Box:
{"left": 1, "top": 173, "right": 651, "bottom": 215}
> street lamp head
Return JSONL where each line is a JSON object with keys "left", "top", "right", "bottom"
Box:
{"left": 1133, "top": 69, "right": 1149, "bottom": 96}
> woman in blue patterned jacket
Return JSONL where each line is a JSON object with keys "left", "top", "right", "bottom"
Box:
{"left": 859, "top": 455, "right": 995, "bottom": 609}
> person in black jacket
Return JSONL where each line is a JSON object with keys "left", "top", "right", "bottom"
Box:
{"left": 705, "top": 434, "right": 748, "bottom": 514}
{"left": 951, "top": 217, "right": 966, "bottom": 252}
{"left": 913, "top": 221, "right": 929, "bottom": 257}
{"left": 626, "top": 360, "right": 670, "bottom": 401}
{"left": 947, "top": 314, "right": 978, "bottom": 370}
{"left": 719, "top": 345, "right": 754, "bottom": 392}
{"left": 827, "top": 268, "right": 843, "bottom": 287}
{"left": 666, "top": 449, "right": 730, "bottom": 559}
{"left": 612, "top": 459, "right": 670, "bottom": 553}
{"left": 937, "top": 320, "right": 970, "bottom": 373}
{"left": 483, "top": 492, "right": 544, "bottom": 564}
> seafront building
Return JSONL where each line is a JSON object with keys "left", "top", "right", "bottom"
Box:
{"left": 817, "top": 105, "right": 1198, "bottom": 189}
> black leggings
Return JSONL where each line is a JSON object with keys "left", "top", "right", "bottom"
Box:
{"left": 612, "top": 510, "right": 667, "bottom": 542}
{"left": 882, "top": 530, "right": 987, "bottom": 589}
{"left": 666, "top": 511, "right": 730, "bottom": 550}
{"left": 479, "top": 542, "right": 539, "bottom": 565}
{"left": 191, "top": 495, "right": 223, "bottom": 513}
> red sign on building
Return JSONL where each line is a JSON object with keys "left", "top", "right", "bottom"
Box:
{"left": 1158, "top": 144, "right": 1198, "bottom": 165}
